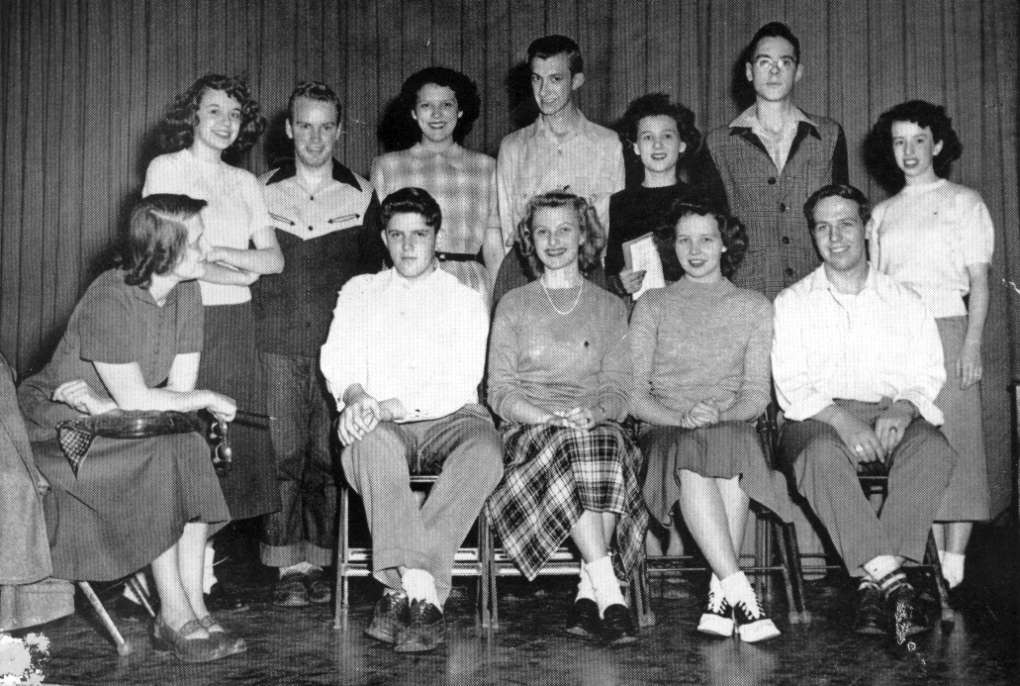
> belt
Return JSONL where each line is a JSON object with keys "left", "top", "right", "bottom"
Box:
{"left": 435, "top": 251, "right": 483, "bottom": 264}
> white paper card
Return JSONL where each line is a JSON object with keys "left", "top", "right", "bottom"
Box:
{"left": 623, "top": 233, "right": 665, "bottom": 299}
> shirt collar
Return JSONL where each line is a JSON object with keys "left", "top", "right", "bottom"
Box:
{"left": 808, "top": 263, "right": 879, "bottom": 294}
{"left": 729, "top": 105, "right": 819, "bottom": 137}
{"left": 264, "top": 159, "right": 363, "bottom": 190}
{"left": 382, "top": 261, "right": 443, "bottom": 291}
{"left": 532, "top": 109, "right": 598, "bottom": 143}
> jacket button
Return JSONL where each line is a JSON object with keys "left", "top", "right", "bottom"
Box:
{"left": 779, "top": 203, "right": 787, "bottom": 212}
{"left": 767, "top": 177, "right": 776, "bottom": 185}
{"left": 781, "top": 236, "right": 790, "bottom": 245}
{"left": 784, "top": 267, "right": 795, "bottom": 277}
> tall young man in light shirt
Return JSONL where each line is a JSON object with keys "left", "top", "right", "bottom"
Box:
{"left": 254, "top": 82, "right": 385, "bottom": 608}
{"left": 493, "top": 34, "right": 624, "bottom": 299}
{"left": 320, "top": 187, "right": 502, "bottom": 653}
{"left": 772, "top": 184, "right": 956, "bottom": 640}
{"left": 700, "top": 22, "right": 848, "bottom": 299}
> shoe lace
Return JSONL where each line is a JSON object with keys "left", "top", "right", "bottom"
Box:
{"left": 737, "top": 592, "right": 764, "bottom": 619}
{"left": 707, "top": 589, "right": 727, "bottom": 613}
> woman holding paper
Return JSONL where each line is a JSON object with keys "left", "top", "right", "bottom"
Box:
{"left": 630, "top": 202, "right": 791, "bottom": 643}
{"left": 606, "top": 94, "right": 705, "bottom": 298}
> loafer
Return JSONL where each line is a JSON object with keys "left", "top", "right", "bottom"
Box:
{"left": 304, "top": 568, "right": 331, "bottom": 605}
{"left": 564, "top": 598, "right": 600, "bottom": 639}
{"left": 887, "top": 583, "right": 934, "bottom": 639}
{"left": 600, "top": 604, "right": 638, "bottom": 646}
{"left": 198, "top": 614, "right": 247, "bottom": 657}
{"left": 273, "top": 573, "right": 310, "bottom": 608}
{"left": 365, "top": 591, "right": 409, "bottom": 644}
{"left": 151, "top": 616, "right": 221, "bottom": 663}
{"left": 394, "top": 599, "right": 445, "bottom": 653}
{"left": 853, "top": 582, "right": 887, "bottom": 636}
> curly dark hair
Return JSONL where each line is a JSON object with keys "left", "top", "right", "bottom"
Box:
{"left": 380, "top": 187, "right": 442, "bottom": 234}
{"left": 617, "top": 93, "right": 701, "bottom": 154}
{"left": 865, "top": 100, "right": 963, "bottom": 193}
{"left": 515, "top": 192, "right": 605, "bottom": 279}
{"left": 158, "top": 73, "right": 266, "bottom": 155}
{"left": 377, "top": 67, "right": 481, "bottom": 151}
{"left": 653, "top": 201, "right": 748, "bottom": 279}
{"left": 122, "top": 194, "right": 207, "bottom": 288}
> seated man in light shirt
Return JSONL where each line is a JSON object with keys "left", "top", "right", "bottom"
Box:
{"left": 320, "top": 187, "right": 502, "bottom": 654}
{"left": 772, "top": 184, "right": 956, "bottom": 640}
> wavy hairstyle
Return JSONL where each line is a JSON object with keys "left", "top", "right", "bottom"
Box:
{"left": 288, "top": 80, "right": 341, "bottom": 122}
{"left": 515, "top": 192, "right": 604, "bottom": 279}
{"left": 803, "top": 183, "right": 872, "bottom": 228}
{"left": 653, "top": 201, "right": 748, "bottom": 280}
{"left": 864, "top": 100, "right": 963, "bottom": 193}
{"left": 158, "top": 73, "right": 265, "bottom": 155}
{"left": 122, "top": 194, "right": 207, "bottom": 288}
{"left": 380, "top": 187, "right": 442, "bottom": 234}
{"left": 528, "top": 34, "right": 583, "bottom": 75}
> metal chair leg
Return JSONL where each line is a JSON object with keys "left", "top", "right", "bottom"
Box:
{"left": 629, "top": 559, "right": 656, "bottom": 628}
{"left": 333, "top": 484, "right": 350, "bottom": 631}
{"left": 781, "top": 522, "right": 811, "bottom": 622}
{"left": 478, "top": 509, "right": 492, "bottom": 630}
{"left": 126, "top": 571, "right": 157, "bottom": 619}
{"left": 78, "top": 582, "right": 132, "bottom": 656}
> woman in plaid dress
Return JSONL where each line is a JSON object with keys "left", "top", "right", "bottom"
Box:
{"left": 486, "top": 192, "right": 648, "bottom": 646}
{"left": 372, "top": 67, "right": 504, "bottom": 300}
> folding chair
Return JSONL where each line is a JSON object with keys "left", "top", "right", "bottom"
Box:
{"left": 333, "top": 473, "right": 491, "bottom": 631}
{"left": 642, "top": 411, "right": 810, "bottom": 625}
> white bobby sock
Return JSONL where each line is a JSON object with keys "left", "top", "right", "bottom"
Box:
{"left": 401, "top": 568, "right": 441, "bottom": 609}
{"left": 719, "top": 571, "right": 754, "bottom": 607}
{"left": 575, "top": 560, "right": 596, "bottom": 602}
{"left": 202, "top": 540, "right": 218, "bottom": 595}
{"left": 279, "top": 561, "right": 318, "bottom": 578}
{"left": 862, "top": 554, "right": 900, "bottom": 583}
{"left": 941, "top": 552, "right": 965, "bottom": 589}
{"left": 585, "top": 555, "right": 625, "bottom": 616}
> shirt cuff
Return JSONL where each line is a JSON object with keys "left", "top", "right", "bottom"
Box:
{"left": 894, "top": 390, "right": 944, "bottom": 426}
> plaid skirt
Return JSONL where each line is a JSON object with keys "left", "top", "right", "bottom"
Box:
{"left": 486, "top": 422, "right": 648, "bottom": 580}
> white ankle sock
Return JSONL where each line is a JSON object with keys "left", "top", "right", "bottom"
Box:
{"left": 279, "top": 561, "right": 319, "bottom": 578}
{"left": 941, "top": 552, "right": 965, "bottom": 589}
{"left": 575, "top": 561, "right": 596, "bottom": 602}
{"left": 708, "top": 574, "right": 723, "bottom": 597}
{"left": 401, "top": 568, "right": 440, "bottom": 609}
{"left": 202, "top": 541, "right": 218, "bottom": 595}
{"left": 585, "top": 555, "right": 625, "bottom": 616}
{"left": 862, "top": 554, "right": 900, "bottom": 582}
{"left": 719, "top": 571, "right": 754, "bottom": 607}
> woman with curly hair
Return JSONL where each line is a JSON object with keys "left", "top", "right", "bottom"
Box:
{"left": 142, "top": 74, "right": 283, "bottom": 598}
{"left": 19, "top": 195, "right": 244, "bottom": 662}
{"left": 606, "top": 93, "right": 707, "bottom": 298}
{"left": 866, "top": 101, "right": 993, "bottom": 590}
{"left": 486, "top": 192, "right": 648, "bottom": 646}
{"left": 631, "top": 202, "right": 791, "bottom": 643}
{"left": 371, "top": 67, "right": 503, "bottom": 299}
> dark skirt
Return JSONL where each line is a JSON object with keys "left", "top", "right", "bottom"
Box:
{"left": 934, "top": 316, "right": 989, "bottom": 521}
{"left": 33, "top": 433, "right": 230, "bottom": 581}
{"left": 486, "top": 422, "right": 648, "bottom": 580}
{"left": 200, "top": 303, "right": 280, "bottom": 520}
{"left": 640, "top": 421, "right": 794, "bottom": 526}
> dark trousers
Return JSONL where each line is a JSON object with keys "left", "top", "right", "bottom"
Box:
{"left": 259, "top": 352, "right": 336, "bottom": 567}
{"left": 340, "top": 405, "right": 502, "bottom": 605}
{"left": 778, "top": 400, "right": 956, "bottom": 572}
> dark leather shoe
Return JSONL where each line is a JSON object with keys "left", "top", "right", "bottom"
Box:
{"left": 600, "top": 603, "right": 638, "bottom": 646}
{"left": 151, "top": 616, "right": 222, "bottom": 663}
{"left": 273, "top": 573, "right": 310, "bottom": 608}
{"left": 394, "top": 599, "right": 445, "bottom": 653}
{"left": 365, "top": 592, "right": 409, "bottom": 644}
{"left": 564, "top": 598, "right": 601, "bottom": 639}
{"left": 887, "top": 583, "right": 934, "bottom": 639}
{"left": 304, "top": 568, "right": 331, "bottom": 605}
{"left": 853, "top": 583, "right": 887, "bottom": 635}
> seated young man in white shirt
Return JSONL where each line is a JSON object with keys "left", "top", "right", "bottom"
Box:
{"left": 320, "top": 187, "right": 502, "bottom": 653}
{"left": 771, "top": 184, "right": 956, "bottom": 640}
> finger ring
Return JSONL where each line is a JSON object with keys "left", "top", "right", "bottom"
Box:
{"left": 854, "top": 444, "right": 863, "bottom": 453}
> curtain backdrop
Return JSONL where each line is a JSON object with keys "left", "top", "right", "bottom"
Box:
{"left": 1, "top": 0, "right": 1017, "bottom": 514}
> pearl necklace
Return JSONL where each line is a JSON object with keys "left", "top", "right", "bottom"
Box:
{"left": 541, "top": 276, "right": 584, "bottom": 316}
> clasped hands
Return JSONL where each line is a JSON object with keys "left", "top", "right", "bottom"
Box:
{"left": 831, "top": 401, "right": 914, "bottom": 463}
{"left": 337, "top": 393, "right": 406, "bottom": 444}
{"left": 545, "top": 407, "right": 599, "bottom": 431}
{"left": 679, "top": 400, "right": 721, "bottom": 429}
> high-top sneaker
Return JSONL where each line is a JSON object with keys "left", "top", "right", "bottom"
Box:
{"left": 696, "top": 588, "right": 734, "bottom": 637}
{"left": 733, "top": 590, "right": 781, "bottom": 643}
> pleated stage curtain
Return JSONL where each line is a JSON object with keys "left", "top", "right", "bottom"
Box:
{"left": 0, "top": 0, "right": 1017, "bottom": 514}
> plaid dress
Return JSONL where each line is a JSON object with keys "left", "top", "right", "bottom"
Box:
{"left": 371, "top": 143, "right": 497, "bottom": 298}
{"left": 486, "top": 422, "right": 648, "bottom": 580}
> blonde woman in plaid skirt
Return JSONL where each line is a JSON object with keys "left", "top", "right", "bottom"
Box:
{"left": 372, "top": 67, "right": 504, "bottom": 301}
{"left": 486, "top": 192, "right": 648, "bottom": 646}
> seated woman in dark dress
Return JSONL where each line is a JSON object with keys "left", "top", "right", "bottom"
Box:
{"left": 18, "top": 195, "right": 242, "bottom": 663}
{"left": 630, "top": 202, "right": 792, "bottom": 643}
{"left": 486, "top": 192, "right": 648, "bottom": 646}
{"left": 606, "top": 93, "right": 706, "bottom": 298}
